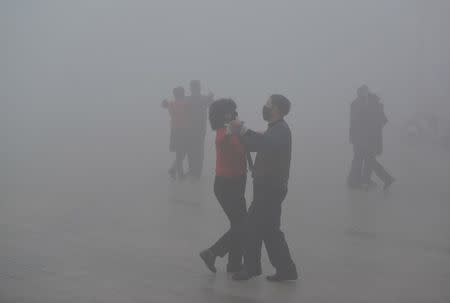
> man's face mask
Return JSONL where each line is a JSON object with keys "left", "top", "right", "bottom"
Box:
{"left": 357, "top": 86, "right": 369, "bottom": 99}
{"left": 262, "top": 99, "right": 273, "bottom": 121}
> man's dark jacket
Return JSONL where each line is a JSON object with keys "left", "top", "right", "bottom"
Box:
{"left": 241, "top": 119, "right": 291, "bottom": 187}
{"left": 350, "top": 93, "right": 388, "bottom": 155}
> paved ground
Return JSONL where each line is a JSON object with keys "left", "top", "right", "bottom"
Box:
{"left": 2, "top": 131, "right": 450, "bottom": 303}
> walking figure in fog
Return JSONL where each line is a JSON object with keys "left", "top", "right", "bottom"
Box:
{"left": 348, "top": 85, "right": 395, "bottom": 190}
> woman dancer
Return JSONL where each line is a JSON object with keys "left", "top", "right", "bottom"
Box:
{"left": 161, "top": 86, "right": 190, "bottom": 180}
{"left": 199, "top": 99, "right": 247, "bottom": 273}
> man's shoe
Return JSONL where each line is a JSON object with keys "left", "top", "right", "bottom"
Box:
{"left": 199, "top": 249, "right": 216, "bottom": 273}
{"left": 226, "top": 263, "right": 244, "bottom": 273}
{"left": 232, "top": 270, "right": 260, "bottom": 281}
{"left": 266, "top": 267, "right": 298, "bottom": 282}
{"left": 383, "top": 177, "right": 395, "bottom": 191}
{"left": 266, "top": 271, "right": 298, "bottom": 282}
{"left": 254, "top": 268, "right": 262, "bottom": 276}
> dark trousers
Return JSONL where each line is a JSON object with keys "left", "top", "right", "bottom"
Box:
{"left": 209, "top": 176, "right": 247, "bottom": 268}
{"left": 243, "top": 182, "right": 296, "bottom": 274}
{"left": 170, "top": 150, "right": 186, "bottom": 177}
{"left": 187, "top": 134, "right": 205, "bottom": 178}
{"left": 348, "top": 146, "right": 392, "bottom": 186}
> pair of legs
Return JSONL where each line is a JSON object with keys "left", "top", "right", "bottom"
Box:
{"left": 234, "top": 182, "right": 297, "bottom": 281}
{"left": 169, "top": 150, "right": 187, "bottom": 180}
{"left": 169, "top": 129, "right": 189, "bottom": 180}
{"left": 169, "top": 138, "right": 205, "bottom": 180}
{"left": 348, "top": 146, "right": 394, "bottom": 189}
{"left": 186, "top": 135, "right": 205, "bottom": 179}
{"left": 201, "top": 176, "right": 247, "bottom": 272}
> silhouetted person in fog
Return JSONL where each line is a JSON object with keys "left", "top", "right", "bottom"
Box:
{"left": 230, "top": 94, "right": 298, "bottom": 282}
{"left": 199, "top": 99, "right": 247, "bottom": 274}
{"left": 348, "top": 85, "right": 395, "bottom": 190}
{"left": 186, "top": 80, "right": 214, "bottom": 178}
{"left": 161, "top": 86, "right": 190, "bottom": 180}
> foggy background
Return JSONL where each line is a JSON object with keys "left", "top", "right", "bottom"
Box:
{"left": 2, "top": 1, "right": 450, "bottom": 302}
{"left": 3, "top": 0, "right": 450, "bottom": 194}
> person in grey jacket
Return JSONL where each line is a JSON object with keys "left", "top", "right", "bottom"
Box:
{"left": 228, "top": 94, "right": 298, "bottom": 282}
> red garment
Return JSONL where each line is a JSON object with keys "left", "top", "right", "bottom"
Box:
{"left": 168, "top": 100, "right": 190, "bottom": 129}
{"left": 215, "top": 128, "right": 247, "bottom": 177}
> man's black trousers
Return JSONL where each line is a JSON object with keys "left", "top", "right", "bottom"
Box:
{"left": 243, "top": 182, "right": 296, "bottom": 274}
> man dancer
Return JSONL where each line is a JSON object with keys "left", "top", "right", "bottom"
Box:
{"left": 186, "top": 80, "right": 214, "bottom": 178}
{"left": 230, "top": 94, "right": 298, "bottom": 282}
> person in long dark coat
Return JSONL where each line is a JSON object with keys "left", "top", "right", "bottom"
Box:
{"left": 348, "top": 85, "right": 394, "bottom": 190}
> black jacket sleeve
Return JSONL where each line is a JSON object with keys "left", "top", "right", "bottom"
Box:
{"left": 241, "top": 124, "right": 287, "bottom": 152}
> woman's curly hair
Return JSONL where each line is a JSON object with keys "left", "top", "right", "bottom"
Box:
{"left": 209, "top": 98, "right": 237, "bottom": 130}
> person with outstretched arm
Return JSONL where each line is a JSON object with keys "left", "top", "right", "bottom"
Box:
{"left": 229, "top": 94, "right": 298, "bottom": 282}
{"left": 199, "top": 99, "right": 248, "bottom": 274}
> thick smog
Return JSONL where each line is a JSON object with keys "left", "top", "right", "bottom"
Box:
{"left": 2, "top": 1, "right": 450, "bottom": 302}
